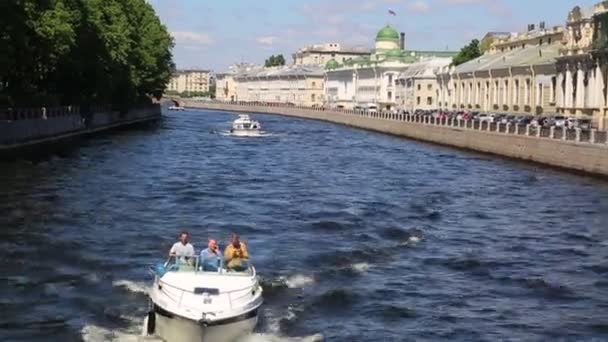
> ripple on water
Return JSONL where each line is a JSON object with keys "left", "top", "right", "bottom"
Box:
{"left": 3, "top": 110, "right": 608, "bottom": 341}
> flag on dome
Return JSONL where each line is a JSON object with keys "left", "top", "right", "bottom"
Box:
{"left": 388, "top": 9, "right": 396, "bottom": 16}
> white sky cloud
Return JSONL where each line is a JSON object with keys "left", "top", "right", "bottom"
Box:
{"left": 256, "top": 36, "right": 278, "bottom": 46}
{"left": 171, "top": 31, "right": 214, "bottom": 46}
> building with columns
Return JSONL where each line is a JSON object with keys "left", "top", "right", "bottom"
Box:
{"left": 325, "top": 25, "right": 456, "bottom": 110}
{"left": 555, "top": 2, "right": 608, "bottom": 129}
{"left": 437, "top": 1, "right": 608, "bottom": 130}
{"left": 218, "top": 64, "right": 325, "bottom": 106}
{"left": 437, "top": 25, "right": 564, "bottom": 116}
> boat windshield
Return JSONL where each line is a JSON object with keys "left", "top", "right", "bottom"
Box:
{"left": 162, "top": 255, "right": 254, "bottom": 276}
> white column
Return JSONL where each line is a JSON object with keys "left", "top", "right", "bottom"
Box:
{"left": 589, "top": 68, "right": 596, "bottom": 108}
{"left": 596, "top": 64, "right": 605, "bottom": 108}
{"left": 565, "top": 66, "right": 573, "bottom": 108}
{"left": 576, "top": 66, "right": 585, "bottom": 109}
{"left": 556, "top": 72, "right": 564, "bottom": 108}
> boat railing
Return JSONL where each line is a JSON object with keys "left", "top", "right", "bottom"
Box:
{"left": 157, "top": 255, "right": 255, "bottom": 276}
{"left": 157, "top": 274, "right": 259, "bottom": 311}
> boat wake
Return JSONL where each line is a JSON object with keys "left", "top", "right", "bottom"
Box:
{"left": 218, "top": 130, "right": 274, "bottom": 137}
{"left": 283, "top": 274, "right": 315, "bottom": 288}
{"left": 81, "top": 316, "right": 162, "bottom": 342}
{"left": 112, "top": 279, "right": 149, "bottom": 294}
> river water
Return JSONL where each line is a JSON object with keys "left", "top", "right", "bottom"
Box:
{"left": 1, "top": 109, "right": 608, "bottom": 342}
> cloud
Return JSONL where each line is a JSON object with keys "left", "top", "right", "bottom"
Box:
{"left": 256, "top": 36, "right": 278, "bottom": 46}
{"left": 407, "top": 0, "right": 431, "bottom": 14}
{"left": 171, "top": 31, "right": 214, "bottom": 46}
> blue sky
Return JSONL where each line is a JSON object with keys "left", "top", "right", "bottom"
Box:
{"left": 148, "top": 0, "right": 600, "bottom": 72}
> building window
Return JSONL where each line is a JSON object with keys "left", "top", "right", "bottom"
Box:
{"left": 312, "top": 81, "right": 316, "bottom": 87}
{"left": 312, "top": 94, "right": 316, "bottom": 102}
{"left": 417, "top": 97, "right": 421, "bottom": 105}
{"left": 388, "top": 91, "right": 392, "bottom": 100}
{"left": 417, "top": 84, "right": 421, "bottom": 91}
{"left": 551, "top": 76, "right": 556, "bottom": 103}
{"left": 539, "top": 38, "right": 544, "bottom": 45}
{"left": 548, "top": 38, "right": 552, "bottom": 44}
{"left": 388, "top": 74, "right": 393, "bottom": 84}
{"left": 427, "top": 84, "right": 432, "bottom": 91}
{"left": 427, "top": 97, "right": 432, "bottom": 105}
{"left": 514, "top": 79, "right": 519, "bottom": 105}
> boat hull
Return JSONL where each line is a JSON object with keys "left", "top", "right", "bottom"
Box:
{"left": 230, "top": 129, "right": 262, "bottom": 137}
{"left": 146, "top": 306, "right": 258, "bottom": 342}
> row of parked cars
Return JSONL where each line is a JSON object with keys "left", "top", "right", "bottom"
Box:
{"left": 406, "top": 110, "right": 592, "bottom": 130}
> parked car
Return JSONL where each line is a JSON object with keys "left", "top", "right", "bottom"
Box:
{"left": 568, "top": 118, "right": 592, "bottom": 130}
{"left": 551, "top": 115, "right": 567, "bottom": 127}
{"left": 478, "top": 113, "right": 496, "bottom": 123}
{"left": 516, "top": 115, "right": 533, "bottom": 125}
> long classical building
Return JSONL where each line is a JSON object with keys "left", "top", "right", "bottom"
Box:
{"left": 292, "top": 43, "right": 371, "bottom": 66}
{"left": 216, "top": 64, "right": 325, "bottom": 106}
{"left": 166, "top": 69, "right": 211, "bottom": 94}
{"left": 437, "top": 2, "right": 608, "bottom": 129}
{"left": 325, "top": 25, "right": 455, "bottom": 111}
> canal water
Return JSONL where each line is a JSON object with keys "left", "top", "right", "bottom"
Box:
{"left": 1, "top": 109, "right": 608, "bottom": 342}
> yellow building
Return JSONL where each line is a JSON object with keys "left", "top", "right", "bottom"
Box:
{"left": 437, "top": 24, "right": 565, "bottom": 116}
{"left": 396, "top": 58, "right": 452, "bottom": 112}
{"left": 292, "top": 43, "right": 371, "bottom": 66}
{"left": 217, "top": 64, "right": 325, "bottom": 106}
{"left": 216, "top": 63, "right": 257, "bottom": 102}
{"left": 166, "top": 69, "right": 210, "bottom": 94}
{"left": 437, "top": 2, "right": 608, "bottom": 129}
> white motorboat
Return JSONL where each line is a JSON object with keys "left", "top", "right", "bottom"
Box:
{"left": 144, "top": 256, "right": 263, "bottom": 342}
{"left": 168, "top": 105, "right": 185, "bottom": 111}
{"left": 230, "top": 115, "right": 262, "bottom": 136}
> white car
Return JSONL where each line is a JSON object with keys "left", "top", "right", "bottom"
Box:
{"left": 478, "top": 113, "right": 495, "bottom": 123}
{"left": 552, "top": 115, "right": 567, "bottom": 127}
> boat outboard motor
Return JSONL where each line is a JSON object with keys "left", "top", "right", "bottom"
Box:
{"left": 146, "top": 310, "right": 156, "bottom": 334}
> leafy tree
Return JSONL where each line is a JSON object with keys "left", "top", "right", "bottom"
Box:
{"left": 452, "top": 39, "right": 481, "bottom": 66}
{"left": 264, "top": 54, "right": 286, "bottom": 67}
{"left": 0, "top": 0, "right": 174, "bottom": 109}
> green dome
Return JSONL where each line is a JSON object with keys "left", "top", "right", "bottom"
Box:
{"left": 376, "top": 25, "right": 400, "bottom": 42}
{"left": 325, "top": 59, "right": 339, "bottom": 70}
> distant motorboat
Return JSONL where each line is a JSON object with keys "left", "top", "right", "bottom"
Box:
{"left": 230, "top": 115, "right": 262, "bottom": 137}
{"left": 168, "top": 105, "right": 185, "bottom": 111}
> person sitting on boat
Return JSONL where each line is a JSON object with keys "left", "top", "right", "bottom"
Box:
{"left": 200, "top": 239, "right": 223, "bottom": 271}
{"left": 169, "top": 231, "right": 195, "bottom": 266}
{"left": 224, "top": 233, "right": 249, "bottom": 270}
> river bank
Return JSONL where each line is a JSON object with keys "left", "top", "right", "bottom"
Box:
{"left": 183, "top": 101, "right": 608, "bottom": 178}
{"left": 0, "top": 105, "right": 162, "bottom": 158}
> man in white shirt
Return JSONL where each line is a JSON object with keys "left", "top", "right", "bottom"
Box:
{"left": 169, "top": 231, "right": 195, "bottom": 257}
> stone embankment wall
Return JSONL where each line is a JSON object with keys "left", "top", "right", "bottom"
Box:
{"left": 0, "top": 105, "right": 161, "bottom": 152}
{"left": 185, "top": 101, "right": 608, "bottom": 177}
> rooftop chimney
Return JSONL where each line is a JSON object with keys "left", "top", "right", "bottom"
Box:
{"left": 400, "top": 32, "right": 406, "bottom": 50}
{"left": 539, "top": 21, "right": 546, "bottom": 30}
{"left": 527, "top": 24, "right": 535, "bottom": 32}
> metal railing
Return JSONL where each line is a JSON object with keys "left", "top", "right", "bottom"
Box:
{"left": 209, "top": 101, "right": 608, "bottom": 145}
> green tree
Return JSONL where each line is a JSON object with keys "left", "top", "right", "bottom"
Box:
{"left": 0, "top": 0, "right": 174, "bottom": 109}
{"left": 452, "top": 39, "right": 481, "bottom": 66}
{"left": 264, "top": 54, "right": 286, "bottom": 67}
